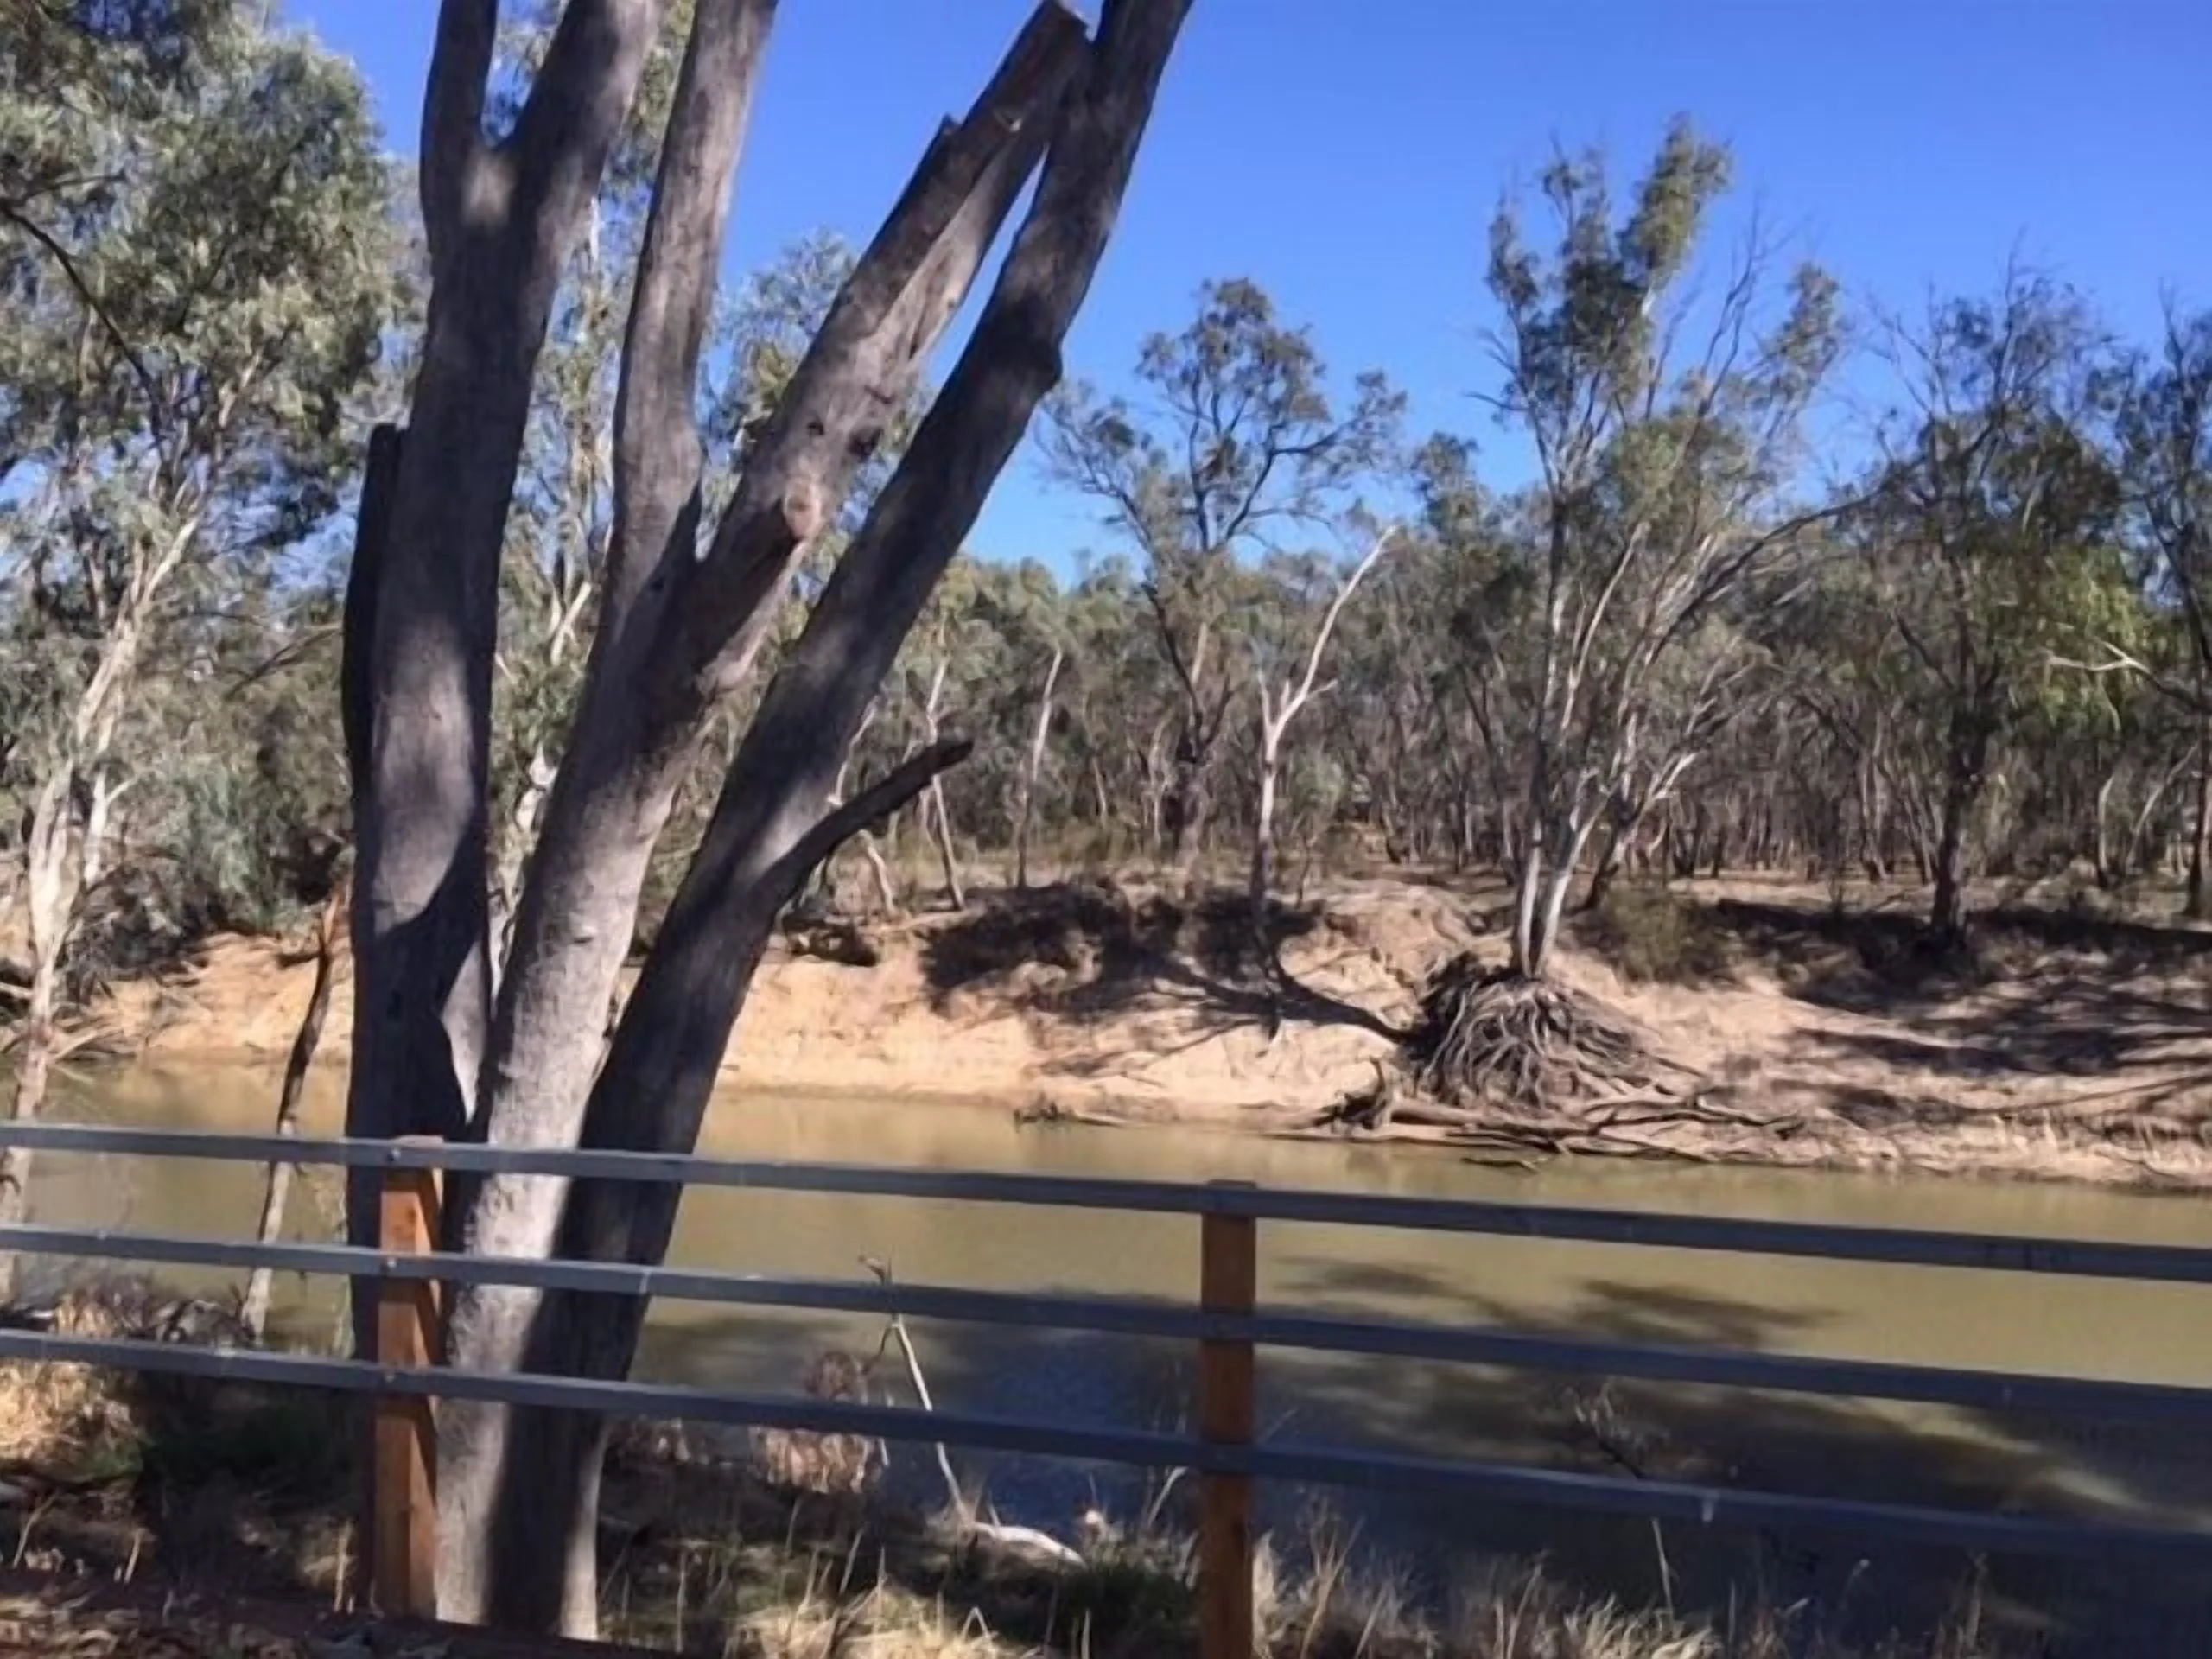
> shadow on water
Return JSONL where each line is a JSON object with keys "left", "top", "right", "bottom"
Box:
{"left": 639, "top": 1271, "right": 2212, "bottom": 1657}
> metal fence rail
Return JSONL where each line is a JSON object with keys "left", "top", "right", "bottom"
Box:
{"left": 1, "top": 1119, "right": 2209, "bottom": 1655}
{"left": 7, "top": 1221, "right": 2211, "bottom": 1427}
{"left": 0, "top": 1327, "right": 2201, "bottom": 1566}
{"left": 8, "top": 1118, "right": 2212, "bottom": 1281}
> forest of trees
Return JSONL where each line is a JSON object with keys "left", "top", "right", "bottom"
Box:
{"left": 4, "top": 0, "right": 2210, "bottom": 1634}
{"left": 8, "top": 18, "right": 2209, "bottom": 1030}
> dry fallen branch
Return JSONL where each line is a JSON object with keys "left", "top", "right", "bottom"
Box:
{"left": 860, "top": 1256, "right": 1084, "bottom": 1568}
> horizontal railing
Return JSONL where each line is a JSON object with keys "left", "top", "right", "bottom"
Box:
{"left": 7, "top": 1118, "right": 2211, "bottom": 1280}
{"left": 7, "top": 1221, "right": 2209, "bottom": 1427}
{"left": 0, "top": 1119, "right": 2208, "bottom": 1656}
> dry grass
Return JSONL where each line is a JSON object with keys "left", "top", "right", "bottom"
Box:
{"left": 593, "top": 1430, "right": 2020, "bottom": 1659}
{"left": 0, "top": 1296, "right": 143, "bottom": 1474}
{"left": 747, "top": 1351, "right": 884, "bottom": 1500}
{"left": 601, "top": 1527, "right": 2022, "bottom": 1659}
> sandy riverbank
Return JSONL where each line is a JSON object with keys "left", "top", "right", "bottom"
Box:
{"left": 80, "top": 873, "right": 2212, "bottom": 1185}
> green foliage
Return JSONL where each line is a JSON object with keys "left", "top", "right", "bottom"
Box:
{"left": 0, "top": 0, "right": 398, "bottom": 970}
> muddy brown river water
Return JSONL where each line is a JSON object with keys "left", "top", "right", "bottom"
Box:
{"left": 22, "top": 1064, "right": 2212, "bottom": 1651}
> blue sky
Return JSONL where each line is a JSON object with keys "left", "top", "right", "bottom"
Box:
{"left": 285, "top": 0, "right": 2211, "bottom": 569}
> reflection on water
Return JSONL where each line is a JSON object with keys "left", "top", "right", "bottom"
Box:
{"left": 25, "top": 1064, "right": 2212, "bottom": 1649}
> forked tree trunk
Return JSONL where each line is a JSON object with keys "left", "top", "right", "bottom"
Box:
{"left": 340, "top": 14, "right": 665, "bottom": 1618}
{"left": 347, "top": 1, "right": 665, "bottom": 1356}
{"left": 1512, "top": 810, "right": 1592, "bottom": 982}
{"left": 1245, "top": 531, "right": 1391, "bottom": 965}
{"left": 1531, "top": 848, "right": 1580, "bottom": 978}
{"left": 375, "top": 3, "right": 1188, "bottom": 1636}
{"left": 239, "top": 876, "right": 349, "bottom": 1343}
{"left": 440, "top": 47, "right": 1082, "bottom": 1556}
{"left": 0, "top": 509, "right": 187, "bottom": 1295}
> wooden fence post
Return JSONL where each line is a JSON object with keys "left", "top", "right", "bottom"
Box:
{"left": 373, "top": 1148, "right": 442, "bottom": 1619}
{"left": 1198, "top": 1187, "right": 1257, "bottom": 1659}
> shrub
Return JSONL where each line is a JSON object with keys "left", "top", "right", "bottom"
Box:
{"left": 1579, "top": 883, "right": 1735, "bottom": 984}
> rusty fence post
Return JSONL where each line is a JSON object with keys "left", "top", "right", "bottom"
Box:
{"left": 1198, "top": 1185, "right": 1257, "bottom": 1659}
{"left": 373, "top": 1147, "right": 442, "bottom": 1619}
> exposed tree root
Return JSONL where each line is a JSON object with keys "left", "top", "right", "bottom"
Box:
{"left": 1409, "top": 957, "right": 1698, "bottom": 1115}
{"left": 1300, "top": 955, "right": 1790, "bottom": 1164}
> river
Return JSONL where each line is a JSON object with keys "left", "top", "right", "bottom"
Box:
{"left": 24, "top": 1063, "right": 2212, "bottom": 1650}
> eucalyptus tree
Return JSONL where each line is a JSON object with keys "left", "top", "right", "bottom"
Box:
{"left": 2115, "top": 306, "right": 2212, "bottom": 911}
{"left": 1475, "top": 118, "right": 1841, "bottom": 987}
{"left": 0, "top": 0, "right": 397, "bottom": 1262}
{"left": 347, "top": 0, "right": 1191, "bottom": 1630}
{"left": 1858, "top": 269, "right": 2130, "bottom": 941}
{"left": 1243, "top": 531, "right": 1394, "bottom": 944}
{"left": 1042, "top": 278, "right": 1401, "bottom": 868}
{"left": 1400, "top": 120, "right": 1842, "bottom": 1108}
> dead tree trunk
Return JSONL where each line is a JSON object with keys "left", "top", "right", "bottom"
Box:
{"left": 919, "top": 660, "right": 965, "bottom": 909}
{"left": 239, "top": 877, "right": 349, "bottom": 1343}
{"left": 1012, "top": 643, "right": 1064, "bottom": 887}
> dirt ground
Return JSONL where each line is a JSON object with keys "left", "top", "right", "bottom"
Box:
{"left": 88, "top": 868, "right": 2212, "bottom": 1185}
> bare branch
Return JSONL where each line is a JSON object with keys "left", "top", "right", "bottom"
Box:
{"left": 1281, "top": 526, "right": 1397, "bottom": 727}
{"left": 767, "top": 738, "right": 976, "bottom": 894}
{"left": 2050, "top": 644, "right": 2207, "bottom": 714}
{"left": 673, "top": 0, "right": 1089, "bottom": 701}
